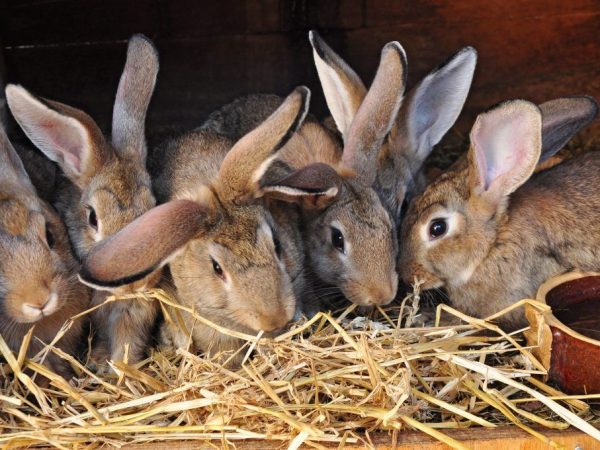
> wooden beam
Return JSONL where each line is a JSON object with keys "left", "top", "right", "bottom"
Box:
{"left": 115, "top": 426, "right": 597, "bottom": 450}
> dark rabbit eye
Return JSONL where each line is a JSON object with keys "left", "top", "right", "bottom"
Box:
{"left": 86, "top": 205, "right": 98, "bottom": 231}
{"left": 273, "top": 234, "right": 283, "bottom": 259}
{"left": 45, "top": 223, "right": 55, "bottom": 248}
{"left": 429, "top": 218, "right": 448, "bottom": 239}
{"left": 399, "top": 198, "right": 409, "bottom": 220}
{"left": 330, "top": 226, "right": 345, "bottom": 253}
{"left": 211, "top": 257, "right": 225, "bottom": 279}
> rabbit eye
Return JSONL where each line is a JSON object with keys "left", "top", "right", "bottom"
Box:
{"left": 86, "top": 205, "right": 98, "bottom": 231}
{"left": 429, "top": 218, "right": 448, "bottom": 239}
{"left": 211, "top": 257, "right": 225, "bottom": 280}
{"left": 45, "top": 223, "right": 55, "bottom": 248}
{"left": 399, "top": 198, "right": 409, "bottom": 220}
{"left": 330, "top": 226, "right": 345, "bottom": 253}
{"left": 273, "top": 234, "right": 283, "bottom": 259}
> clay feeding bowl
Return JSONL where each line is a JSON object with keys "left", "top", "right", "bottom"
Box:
{"left": 525, "top": 271, "right": 600, "bottom": 394}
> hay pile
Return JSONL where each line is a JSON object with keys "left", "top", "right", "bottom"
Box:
{"left": 1, "top": 286, "right": 600, "bottom": 449}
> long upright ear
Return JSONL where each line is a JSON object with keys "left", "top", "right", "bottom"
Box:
{"left": 111, "top": 34, "right": 159, "bottom": 162}
{"left": 218, "top": 86, "right": 310, "bottom": 203}
{"left": 398, "top": 47, "right": 477, "bottom": 166}
{"left": 5, "top": 84, "right": 108, "bottom": 186}
{"left": 341, "top": 41, "right": 407, "bottom": 186}
{"left": 309, "top": 30, "right": 367, "bottom": 140}
{"left": 0, "top": 124, "right": 36, "bottom": 194}
{"left": 80, "top": 199, "right": 213, "bottom": 288}
{"left": 260, "top": 162, "right": 342, "bottom": 210}
{"left": 469, "top": 100, "right": 542, "bottom": 204}
{"left": 538, "top": 96, "right": 598, "bottom": 163}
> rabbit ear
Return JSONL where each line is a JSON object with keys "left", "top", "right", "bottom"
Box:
{"left": 399, "top": 47, "right": 477, "bottom": 166}
{"left": 0, "top": 124, "right": 36, "bottom": 194}
{"left": 111, "top": 34, "right": 159, "bottom": 162}
{"left": 309, "top": 30, "right": 367, "bottom": 139}
{"left": 341, "top": 41, "right": 407, "bottom": 186}
{"left": 469, "top": 100, "right": 542, "bottom": 203}
{"left": 218, "top": 86, "right": 310, "bottom": 203}
{"left": 538, "top": 96, "right": 598, "bottom": 163}
{"left": 260, "top": 162, "right": 342, "bottom": 210}
{"left": 80, "top": 199, "right": 214, "bottom": 288}
{"left": 6, "top": 84, "right": 108, "bottom": 186}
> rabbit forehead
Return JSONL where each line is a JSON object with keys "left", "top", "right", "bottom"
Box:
{"left": 204, "top": 204, "right": 276, "bottom": 264}
{"left": 0, "top": 196, "right": 43, "bottom": 237}
{"left": 327, "top": 181, "right": 393, "bottom": 230}
{"left": 84, "top": 158, "right": 155, "bottom": 220}
{"left": 409, "top": 170, "right": 469, "bottom": 222}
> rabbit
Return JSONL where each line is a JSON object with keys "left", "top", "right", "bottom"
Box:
{"left": 398, "top": 98, "right": 600, "bottom": 329}
{"left": 78, "top": 87, "right": 338, "bottom": 363}
{"left": 202, "top": 38, "right": 411, "bottom": 308}
{"left": 5, "top": 34, "right": 160, "bottom": 365}
{"left": 307, "top": 31, "right": 477, "bottom": 228}
{"left": 0, "top": 123, "right": 90, "bottom": 379}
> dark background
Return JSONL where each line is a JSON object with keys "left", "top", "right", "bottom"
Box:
{"left": 1, "top": 0, "right": 599, "bottom": 145}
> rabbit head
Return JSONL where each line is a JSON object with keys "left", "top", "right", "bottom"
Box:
{"left": 265, "top": 37, "right": 409, "bottom": 306}
{"left": 310, "top": 31, "right": 477, "bottom": 226}
{"left": 6, "top": 35, "right": 159, "bottom": 294}
{"left": 0, "top": 124, "right": 89, "bottom": 377}
{"left": 80, "top": 88, "right": 326, "bottom": 342}
{"left": 398, "top": 100, "right": 543, "bottom": 290}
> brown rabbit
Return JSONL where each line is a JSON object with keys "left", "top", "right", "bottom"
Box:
{"left": 79, "top": 87, "right": 336, "bottom": 362}
{"left": 203, "top": 38, "right": 410, "bottom": 308}
{"left": 6, "top": 35, "right": 160, "bottom": 364}
{"left": 307, "top": 31, "right": 477, "bottom": 227}
{"left": 398, "top": 98, "right": 600, "bottom": 329}
{"left": 0, "top": 124, "right": 89, "bottom": 379}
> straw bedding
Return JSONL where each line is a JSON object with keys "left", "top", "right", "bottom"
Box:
{"left": 2, "top": 283, "right": 600, "bottom": 450}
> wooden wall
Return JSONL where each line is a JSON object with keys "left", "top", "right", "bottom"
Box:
{"left": 1, "top": 0, "right": 599, "bottom": 144}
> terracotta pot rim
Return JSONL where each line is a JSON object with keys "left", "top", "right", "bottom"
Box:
{"left": 535, "top": 270, "right": 600, "bottom": 347}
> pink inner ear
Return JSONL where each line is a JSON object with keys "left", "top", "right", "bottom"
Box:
{"left": 471, "top": 103, "right": 541, "bottom": 195}
{"left": 35, "top": 115, "right": 86, "bottom": 174}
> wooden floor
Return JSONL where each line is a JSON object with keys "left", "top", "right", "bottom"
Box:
{"left": 120, "top": 426, "right": 598, "bottom": 449}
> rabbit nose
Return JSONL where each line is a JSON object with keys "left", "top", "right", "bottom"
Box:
{"left": 257, "top": 313, "right": 291, "bottom": 333}
{"left": 22, "top": 291, "right": 57, "bottom": 318}
{"left": 366, "top": 276, "right": 398, "bottom": 306}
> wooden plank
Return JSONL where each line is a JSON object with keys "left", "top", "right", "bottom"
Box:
{"left": 111, "top": 426, "right": 599, "bottom": 449}
{"left": 365, "top": 0, "right": 600, "bottom": 27}
{"left": 307, "top": 0, "right": 365, "bottom": 30}
{"left": 2, "top": 0, "right": 600, "bottom": 140}
{"left": 0, "top": 0, "right": 159, "bottom": 46}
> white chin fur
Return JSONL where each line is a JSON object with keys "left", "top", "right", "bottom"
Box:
{"left": 19, "top": 304, "right": 43, "bottom": 323}
{"left": 19, "top": 291, "right": 60, "bottom": 322}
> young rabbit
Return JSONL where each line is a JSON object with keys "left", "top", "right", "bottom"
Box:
{"left": 308, "top": 31, "right": 477, "bottom": 227}
{"left": 204, "top": 38, "right": 410, "bottom": 307}
{"left": 6, "top": 34, "right": 160, "bottom": 364}
{"left": 398, "top": 98, "right": 600, "bottom": 329}
{"left": 79, "top": 87, "right": 335, "bottom": 362}
{"left": 0, "top": 124, "right": 90, "bottom": 379}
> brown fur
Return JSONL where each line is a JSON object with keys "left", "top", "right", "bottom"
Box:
{"left": 308, "top": 31, "right": 477, "bottom": 228}
{"left": 6, "top": 35, "right": 160, "bottom": 364}
{"left": 399, "top": 100, "right": 600, "bottom": 329}
{"left": 0, "top": 125, "right": 89, "bottom": 379}
{"left": 201, "top": 39, "right": 408, "bottom": 308}
{"left": 83, "top": 88, "right": 310, "bottom": 364}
